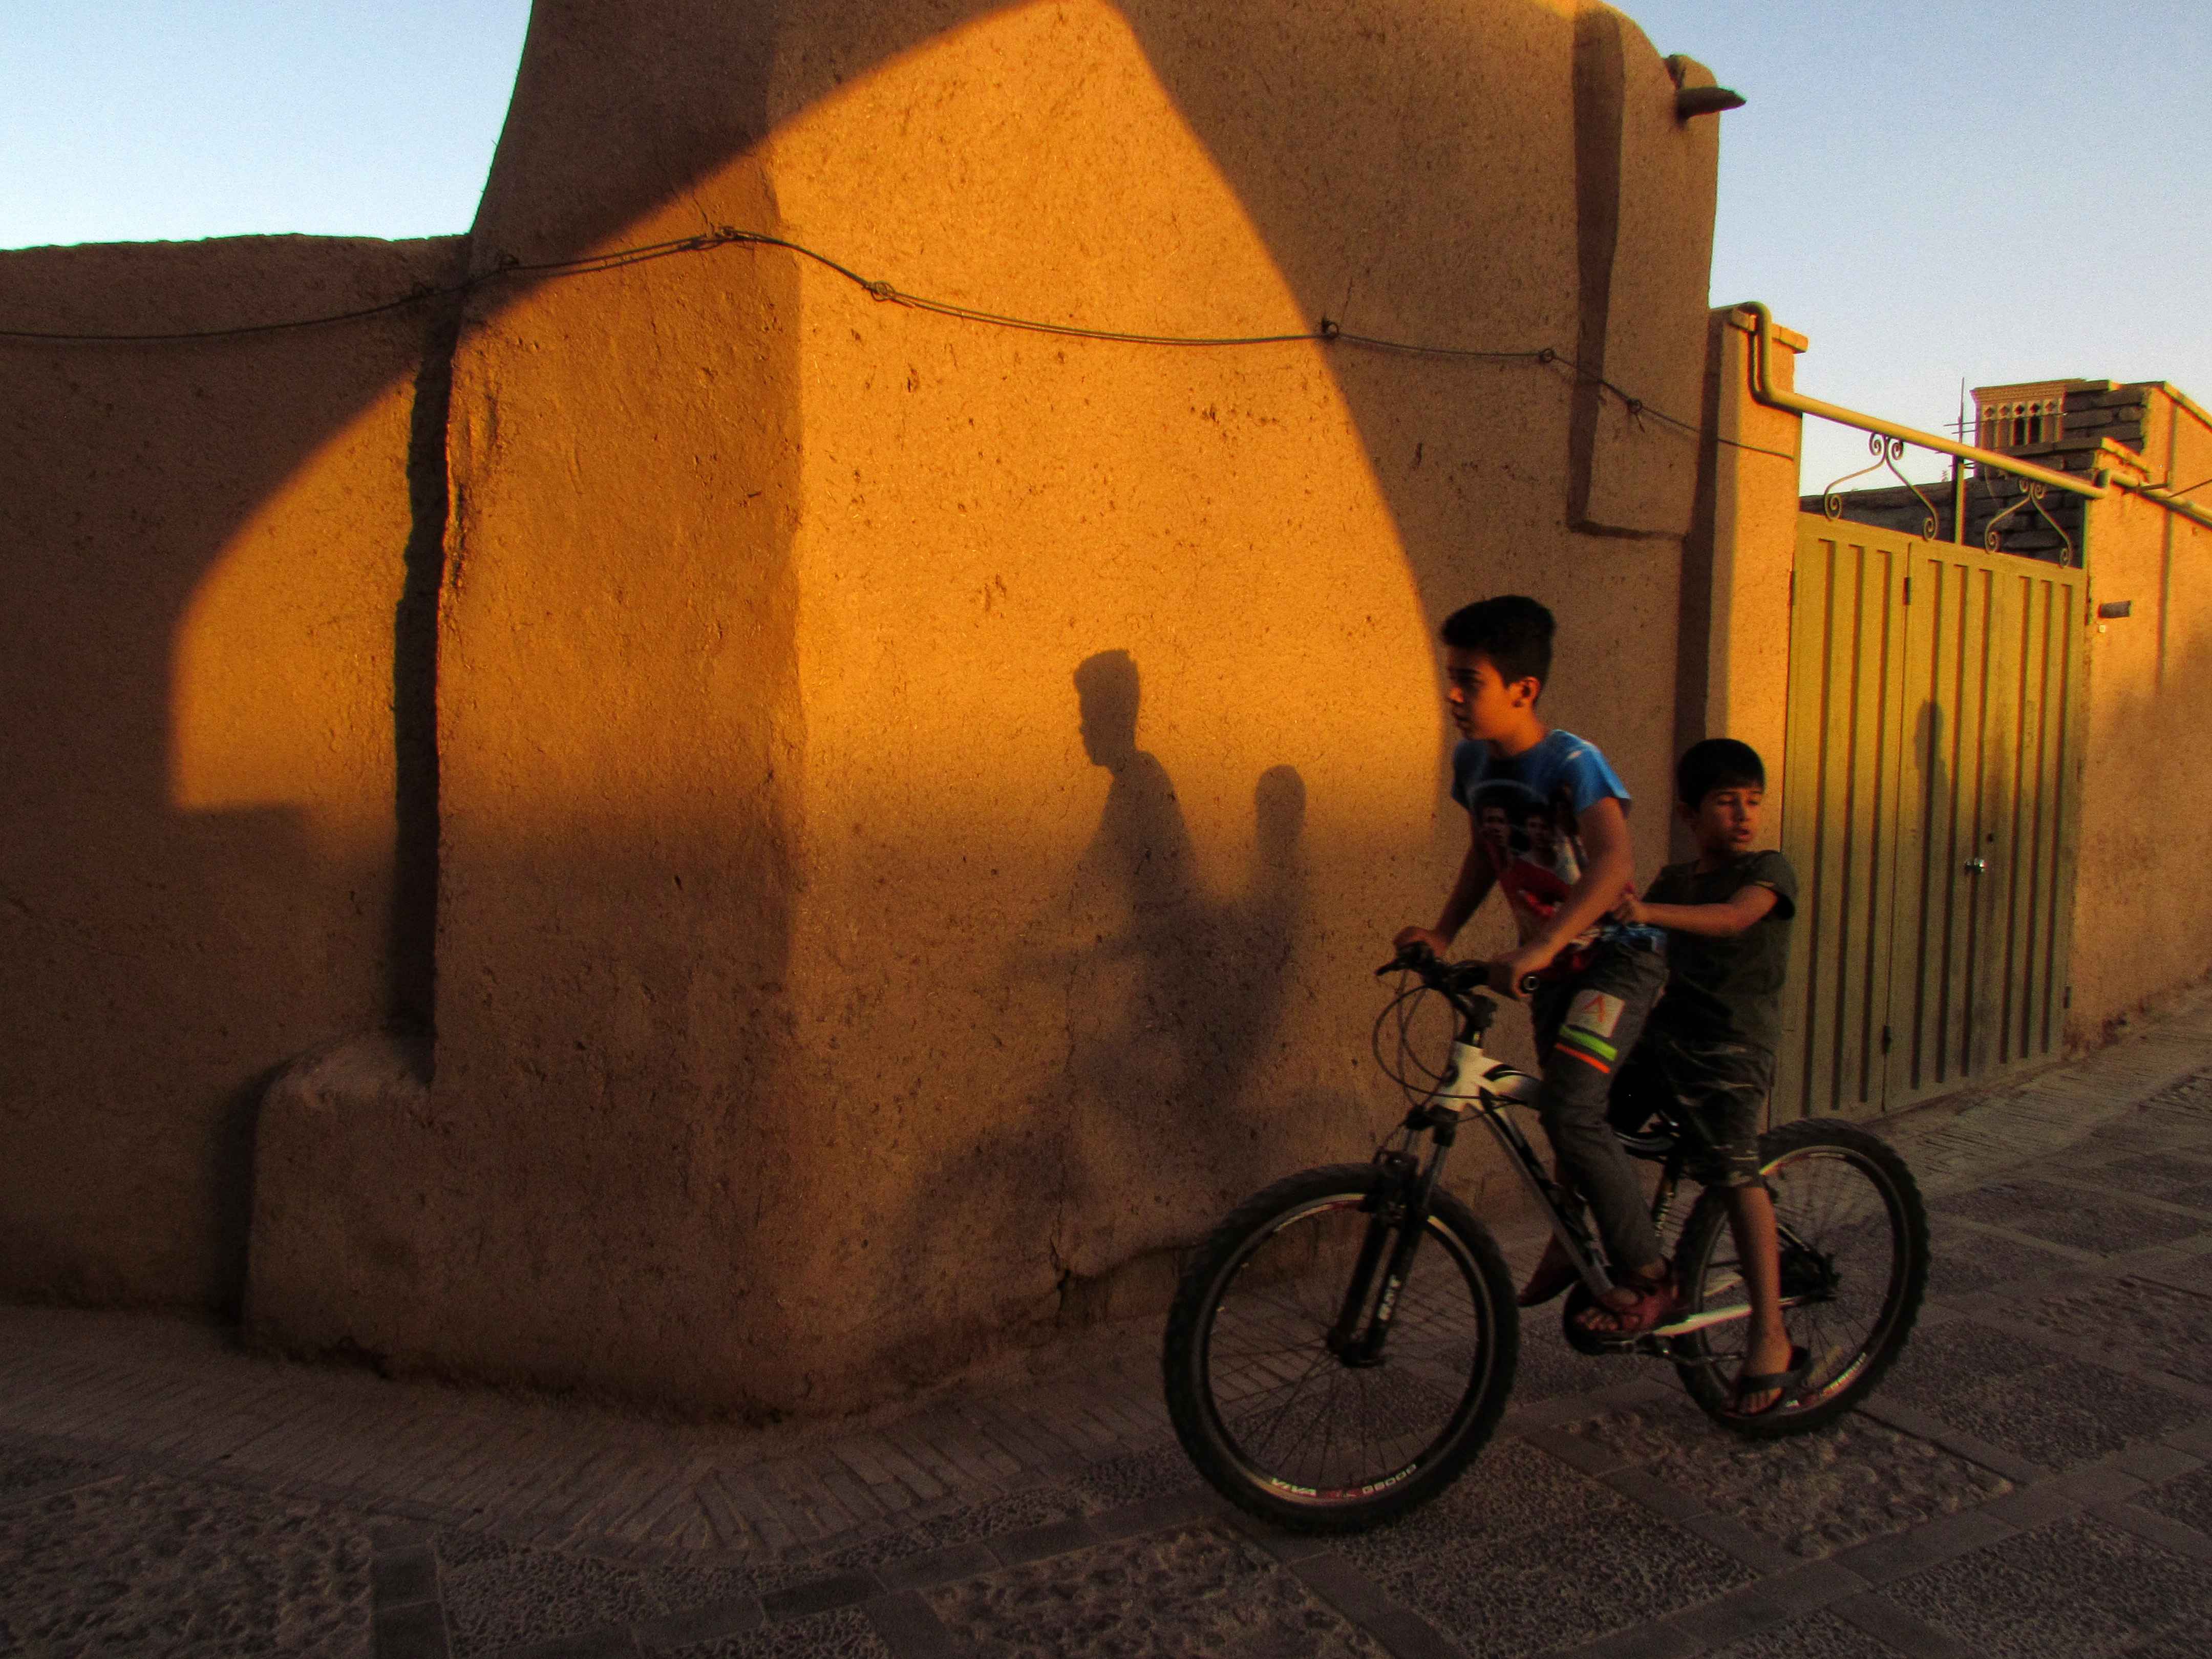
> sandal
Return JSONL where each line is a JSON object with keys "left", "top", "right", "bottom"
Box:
{"left": 1571, "top": 1263, "right": 1679, "bottom": 1338}
{"left": 1728, "top": 1345, "right": 1812, "bottom": 1418}
{"left": 1517, "top": 1244, "right": 1581, "bottom": 1308}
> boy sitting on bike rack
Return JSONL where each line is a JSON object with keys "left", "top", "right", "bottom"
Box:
{"left": 1608, "top": 739, "right": 1802, "bottom": 1414}
{"left": 1392, "top": 596, "right": 1676, "bottom": 1340}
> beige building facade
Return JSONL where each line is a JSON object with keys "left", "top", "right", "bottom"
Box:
{"left": 7, "top": 0, "right": 2206, "bottom": 1416}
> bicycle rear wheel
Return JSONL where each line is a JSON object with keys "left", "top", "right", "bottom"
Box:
{"left": 1671, "top": 1118, "right": 1928, "bottom": 1437}
{"left": 1161, "top": 1163, "right": 1518, "bottom": 1532}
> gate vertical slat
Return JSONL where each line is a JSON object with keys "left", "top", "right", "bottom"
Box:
{"left": 1822, "top": 541, "right": 1867, "bottom": 1113}
{"left": 1896, "top": 553, "right": 1965, "bottom": 1101}
{"left": 1945, "top": 565, "right": 1995, "bottom": 1086}
{"left": 1806, "top": 537, "right": 1860, "bottom": 1114}
{"left": 1858, "top": 542, "right": 1908, "bottom": 1112}
{"left": 1775, "top": 541, "right": 1830, "bottom": 1122}
{"left": 1970, "top": 568, "right": 2020, "bottom": 1076}
{"left": 1891, "top": 550, "right": 1937, "bottom": 1101}
{"left": 2002, "top": 576, "right": 2038, "bottom": 1065}
{"left": 1918, "top": 564, "right": 1965, "bottom": 1092}
{"left": 2042, "top": 573, "right": 2085, "bottom": 1054}
{"left": 2026, "top": 579, "right": 2061, "bottom": 1057}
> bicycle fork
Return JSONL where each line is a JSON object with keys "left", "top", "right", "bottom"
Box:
{"left": 1328, "top": 1036, "right": 1599, "bottom": 1366}
{"left": 1327, "top": 1115, "right": 1460, "bottom": 1366}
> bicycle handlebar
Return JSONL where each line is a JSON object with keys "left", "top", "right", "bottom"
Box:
{"left": 1375, "top": 943, "right": 1542, "bottom": 998}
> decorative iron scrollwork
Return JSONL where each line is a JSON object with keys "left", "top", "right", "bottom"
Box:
{"left": 1823, "top": 433, "right": 1939, "bottom": 538}
{"left": 1983, "top": 482, "right": 2031, "bottom": 549}
{"left": 2028, "top": 481, "right": 2077, "bottom": 568}
{"left": 1982, "top": 478, "right": 2077, "bottom": 566}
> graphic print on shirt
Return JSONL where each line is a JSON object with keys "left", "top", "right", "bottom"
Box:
{"left": 1451, "top": 730, "right": 1635, "bottom": 974}
{"left": 1470, "top": 777, "right": 1579, "bottom": 931}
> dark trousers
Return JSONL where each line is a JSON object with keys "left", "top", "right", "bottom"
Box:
{"left": 1529, "top": 936, "right": 1669, "bottom": 1270}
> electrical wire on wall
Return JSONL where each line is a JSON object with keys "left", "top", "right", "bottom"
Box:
{"left": 2, "top": 222, "right": 1769, "bottom": 454}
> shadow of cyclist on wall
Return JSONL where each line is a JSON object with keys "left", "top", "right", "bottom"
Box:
{"left": 1055, "top": 650, "right": 1305, "bottom": 1281}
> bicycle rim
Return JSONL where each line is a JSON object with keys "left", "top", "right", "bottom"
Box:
{"left": 1675, "top": 1124, "right": 1925, "bottom": 1429}
{"left": 1182, "top": 1181, "right": 1508, "bottom": 1517}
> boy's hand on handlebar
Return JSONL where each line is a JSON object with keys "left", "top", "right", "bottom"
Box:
{"left": 1393, "top": 925, "right": 1453, "bottom": 958}
{"left": 1490, "top": 942, "right": 1554, "bottom": 1001}
{"left": 1609, "top": 884, "right": 1648, "bottom": 926}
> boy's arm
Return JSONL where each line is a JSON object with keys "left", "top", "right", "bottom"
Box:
{"left": 1622, "top": 883, "right": 1780, "bottom": 938}
{"left": 1494, "top": 794, "right": 1632, "bottom": 995}
{"left": 1394, "top": 821, "right": 1496, "bottom": 954}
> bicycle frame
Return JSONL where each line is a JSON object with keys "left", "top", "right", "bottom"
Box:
{"left": 1348, "top": 965, "right": 1819, "bottom": 1359}
{"left": 1330, "top": 987, "right": 1618, "bottom": 1364}
{"left": 1430, "top": 999, "right": 1620, "bottom": 1304}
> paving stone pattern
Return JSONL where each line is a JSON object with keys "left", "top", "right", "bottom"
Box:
{"left": 1333, "top": 1436, "right": 1757, "bottom": 1659}
{"left": 8, "top": 991, "right": 2212, "bottom": 1657}
{"left": 1880, "top": 1512, "right": 2212, "bottom": 1658}
{"left": 1703, "top": 1607, "right": 1905, "bottom": 1659}
{"left": 0, "top": 1465, "right": 374, "bottom": 1658}
{"left": 673, "top": 1605, "right": 892, "bottom": 1659}
{"left": 1562, "top": 1399, "right": 2013, "bottom": 1558}
{"left": 1932, "top": 1177, "right": 2206, "bottom": 1256}
{"left": 1883, "top": 1316, "right": 2204, "bottom": 1472}
{"left": 925, "top": 1522, "right": 1390, "bottom": 1659}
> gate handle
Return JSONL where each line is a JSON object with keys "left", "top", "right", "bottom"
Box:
{"left": 1964, "top": 857, "right": 1988, "bottom": 875}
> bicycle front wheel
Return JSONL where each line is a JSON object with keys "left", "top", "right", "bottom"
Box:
{"left": 1161, "top": 1163, "right": 1518, "bottom": 1532}
{"left": 1672, "top": 1118, "right": 1929, "bottom": 1437}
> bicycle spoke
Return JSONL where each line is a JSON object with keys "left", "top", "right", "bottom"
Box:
{"left": 1244, "top": 1346, "right": 1334, "bottom": 1461}
{"left": 1666, "top": 1125, "right": 1926, "bottom": 1433}
{"left": 1165, "top": 1161, "right": 1521, "bottom": 1528}
{"left": 1206, "top": 1209, "right": 1490, "bottom": 1492}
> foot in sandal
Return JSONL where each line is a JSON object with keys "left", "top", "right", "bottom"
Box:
{"left": 1729, "top": 1331, "right": 1810, "bottom": 1416}
{"left": 1572, "top": 1261, "right": 1679, "bottom": 1338}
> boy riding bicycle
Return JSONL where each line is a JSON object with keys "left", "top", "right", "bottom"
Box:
{"left": 1393, "top": 596, "right": 1675, "bottom": 1339}
{"left": 1166, "top": 641, "right": 1917, "bottom": 1523}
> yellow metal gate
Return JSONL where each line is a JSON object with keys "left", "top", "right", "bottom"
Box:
{"left": 1774, "top": 514, "right": 2085, "bottom": 1121}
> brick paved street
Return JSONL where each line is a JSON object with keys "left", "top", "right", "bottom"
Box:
{"left": 9, "top": 990, "right": 2212, "bottom": 1658}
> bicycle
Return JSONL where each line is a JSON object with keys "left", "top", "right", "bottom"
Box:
{"left": 1160, "top": 942, "right": 1929, "bottom": 1532}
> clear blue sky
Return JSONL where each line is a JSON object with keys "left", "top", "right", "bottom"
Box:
{"left": 1634, "top": 0, "right": 2212, "bottom": 486}
{"left": 5, "top": 1, "right": 2205, "bottom": 491}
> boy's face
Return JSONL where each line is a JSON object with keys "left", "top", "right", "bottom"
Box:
{"left": 1444, "top": 648, "right": 1538, "bottom": 742}
{"left": 1685, "top": 784, "right": 1762, "bottom": 859}
{"left": 1478, "top": 803, "right": 1512, "bottom": 852}
{"left": 1525, "top": 808, "right": 1558, "bottom": 858}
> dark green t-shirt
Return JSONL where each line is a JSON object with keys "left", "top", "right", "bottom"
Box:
{"left": 1644, "top": 850, "right": 1798, "bottom": 1053}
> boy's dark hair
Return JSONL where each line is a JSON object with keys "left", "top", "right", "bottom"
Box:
{"left": 1439, "top": 595, "right": 1553, "bottom": 693}
{"left": 1676, "top": 738, "right": 1766, "bottom": 806}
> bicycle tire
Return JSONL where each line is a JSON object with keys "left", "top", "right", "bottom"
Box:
{"left": 1161, "top": 1163, "right": 1518, "bottom": 1531}
{"left": 1670, "top": 1118, "right": 1929, "bottom": 1437}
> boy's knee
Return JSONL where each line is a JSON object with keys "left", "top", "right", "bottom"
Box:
{"left": 1537, "top": 1071, "right": 1611, "bottom": 1140}
{"left": 1704, "top": 1147, "right": 1768, "bottom": 1190}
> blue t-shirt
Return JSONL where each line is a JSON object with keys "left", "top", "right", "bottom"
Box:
{"left": 1450, "top": 730, "right": 1653, "bottom": 965}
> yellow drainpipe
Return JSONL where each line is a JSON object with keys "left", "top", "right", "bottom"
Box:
{"left": 1735, "top": 301, "right": 2212, "bottom": 535}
